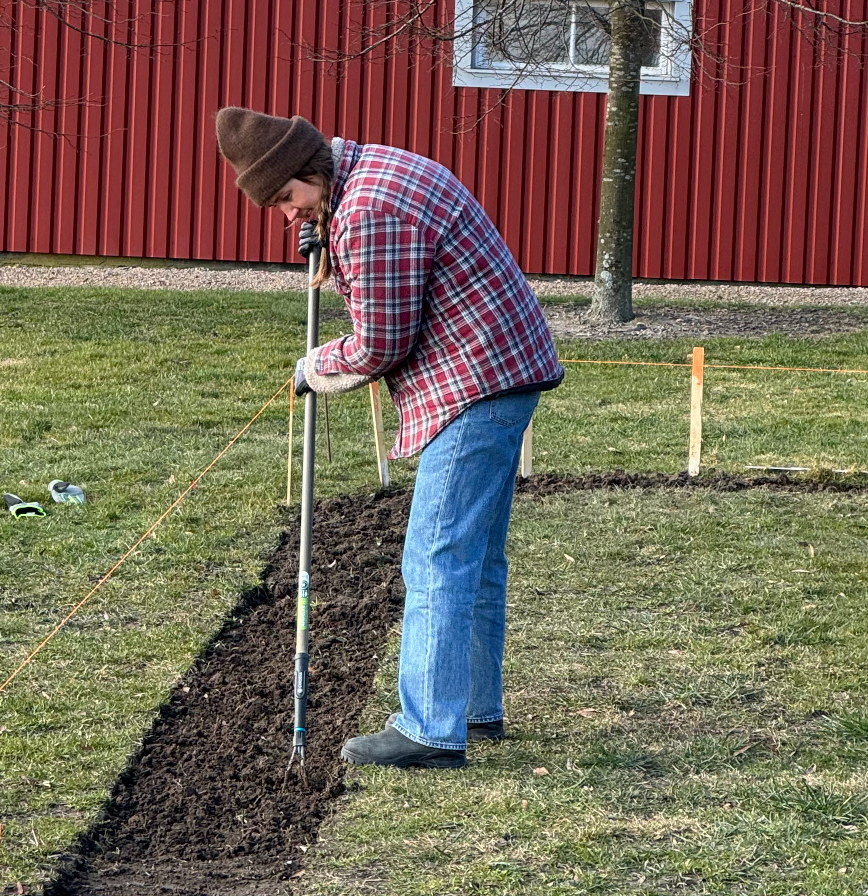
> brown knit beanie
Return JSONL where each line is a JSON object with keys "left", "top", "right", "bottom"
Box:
{"left": 215, "top": 108, "right": 326, "bottom": 207}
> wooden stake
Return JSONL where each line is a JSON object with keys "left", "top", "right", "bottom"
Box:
{"left": 323, "top": 394, "right": 332, "bottom": 462}
{"left": 688, "top": 346, "right": 704, "bottom": 477}
{"left": 369, "top": 381, "right": 390, "bottom": 487}
{"left": 520, "top": 421, "right": 533, "bottom": 478}
{"left": 286, "top": 380, "right": 295, "bottom": 504}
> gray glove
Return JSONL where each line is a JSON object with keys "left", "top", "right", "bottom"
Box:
{"left": 294, "top": 357, "right": 311, "bottom": 397}
{"left": 298, "top": 221, "right": 322, "bottom": 259}
{"left": 302, "top": 353, "right": 373, "bottom": 395}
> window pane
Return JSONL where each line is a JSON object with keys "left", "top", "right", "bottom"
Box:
{"left": 472, "top": 1, "right": 572, "bottom": 67}
{"left": 639, "top": 7, "right": 663, "bottom": 68}
{"left": 573, "top": 4, "right": 610, "bottom": 66}
{"left": 471, "top": 1, "right": 665, "bottom": 71}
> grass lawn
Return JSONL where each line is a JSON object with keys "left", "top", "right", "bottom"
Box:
{"left": 309, "top": 487, "right": 868, "bottom": 895}
{"left": 1, "top": 285, "right": 867, "bottom": 891}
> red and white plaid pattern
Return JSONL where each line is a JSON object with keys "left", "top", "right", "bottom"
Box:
{"left": 312, "top": 140, "right": 563, "bottom": 458}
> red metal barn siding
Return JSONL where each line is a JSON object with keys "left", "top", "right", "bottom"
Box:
{"left": 2, "top": 0, "right": 868, "bottom": 284}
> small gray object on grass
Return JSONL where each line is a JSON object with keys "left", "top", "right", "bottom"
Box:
{"left": 48, "top": 480, "right": 85, "bottom": 504}
{"left": 4, "top": 494, "right": 46, "bottom": 518}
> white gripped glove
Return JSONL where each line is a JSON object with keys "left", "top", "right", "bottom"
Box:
{"left": 303, "top": 353, "right": 373, "bottom": 395}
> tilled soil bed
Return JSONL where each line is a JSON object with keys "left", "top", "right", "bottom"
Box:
{"left": 45, "top": 489, "right": 412, "bottom": 896}
{"left": 41, "top": 472, "right": 868, "bottom": 896}
{"left": 514, "top": 469, "right": 868, "bottom": 498}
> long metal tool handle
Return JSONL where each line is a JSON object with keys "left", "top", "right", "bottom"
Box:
{"left": 293, "top": 246, "right": 321, "bottom": 763}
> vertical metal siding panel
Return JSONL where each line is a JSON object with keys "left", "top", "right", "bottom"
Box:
{"left": 431, "top": 58, "right": 455, "bottom": 172}
{"left": 265, "top": 0, "right": 294, "bottom": 262}
{"left": 639, "top": 97, "right": 668, "bottom": 278}
{"left": 316, "top": 0, "right": 341, "bottom": 138}
{"left": 123, "top": 2, "right": 152, "bottom": 258}
{"left": 633, "top": 99, "right": 646, "bottom": 276}
{"left": 297, "top": 1, "right": 320, "bottom": 121}
{"left": 806, "top": 0, "right": 840, "bottom": 283}
{"left": 385, "top": 17, "right": 410, "bottom": 149}
{"left": 688, "top": 0, "right": 719, "bottom": 279}
{"left": 362, "top": 2, "right": 386, "bottom": 143}
{"left": 734, "top": 0, "right": 767, "bottom": 282}
{"left": 240, "top": 0, "right": 270, "bottom": 261}
{"left": 77, "top": 2, "right": 105, "bottom": 256}
{"left": 194, "top": 0, "right": 223, "bottom": 259}
{"left": 478, "top": 101, "right": 504, "bottom": 242}
{"left": 432, "top": 0, "right": 456, "bottom": 170}
{"left": 500, "top": 93, "right": 527, "bottom": 265}
{"left": 546, "top": 93, "right": 573, "bottom": 274}
{"left": 659, "top": 97, "right": 675, "bottom": 278}
{"left": 851, "top": 4, "right": 868, "bottom": 284}
{"left": 53, "top": 4, "right": 83, "bottom": 256}
{"left": 338, "top": 0, "right": 363, "bottom": 140}
{"left": 216, "top": 0, "right": 247, "bottom": 261}
{"left": 782, "top": 21, "right": 812, "bottom": 282}
{"left": 170, "top": 1, "right": 200, "bottom": 259}
{"left": 522, "top": 93, "right": 550, "bottom": 272}
{"left": 757, "top": 0, "right": 788, "bottom": 282}
{"left": 570, "top": 95, "right": 603, "bottom": 276}
{"left": 829, "top": 0, "right": 859, "bottom": 283}
{"left": 147, "top": 5, "right": 177, "bottom": 259}
{"left": 408, "top": 29, "right": 433, "bottom": 160}
{"left": 710, "top": 0, "right": 740, "bottom": 280}
{"left": 97, "top": 4, "right": 124, "bottom": 256}
{"left": 31, "top": 10, "right": 59, "bottom": 253}
{"left": 456, "top": 91, "right": 480, "bottom": 200}
{"left": 7, "top": 2, "right": 36, "bottom": 251}
{"left": 664, "top": 94, "right": 693, "bottom": 278}
{"left": 0, "top": 11, "right": 11, "bottom": 251}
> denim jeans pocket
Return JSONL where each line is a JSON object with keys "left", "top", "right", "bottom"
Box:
{"left": 487, "top": 391, "right": 540, "bottom": 428}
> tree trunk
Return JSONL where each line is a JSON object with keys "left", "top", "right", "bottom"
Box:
{"left": 590, "top": 0, "right": 645, "bottom": 324}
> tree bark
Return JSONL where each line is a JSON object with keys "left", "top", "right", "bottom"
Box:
{"left": 590, "top": 0, "right": 645, "bottom": 323}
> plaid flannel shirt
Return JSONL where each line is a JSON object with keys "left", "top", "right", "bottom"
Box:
{"left": 311, "top": 139, "right": 563, "bottom": 459}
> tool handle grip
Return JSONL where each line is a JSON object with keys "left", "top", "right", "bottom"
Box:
{"left": 293, "top": 651, "right": 309, "bottom": 749}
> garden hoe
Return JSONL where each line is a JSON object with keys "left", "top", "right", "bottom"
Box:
{"left": 286, "top": 244, "right": 321, "bottom": 786}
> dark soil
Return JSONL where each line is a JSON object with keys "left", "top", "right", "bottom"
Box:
{"left": 38, "top": 470, "right": 868, "bottom": 896}
{"left": 544, "top": 304, "right": 868, "bottom": 340}
{"left": 514, "top": 469, "right": 868, "bottom": 498}
{"left": 43, "top": 489, "right": 411, "bottom": 896}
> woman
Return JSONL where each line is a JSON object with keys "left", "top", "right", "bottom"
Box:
{"left": 216, "top": 108, "right": 563, "bottom": 769}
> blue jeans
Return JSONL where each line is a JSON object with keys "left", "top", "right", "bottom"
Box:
{"left": 392, "top": 391, "right": 540, "bottom": 750}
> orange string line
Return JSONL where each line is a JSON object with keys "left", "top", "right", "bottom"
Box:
{"left": 560, "top": 359, "right": 691, "bottom": 368}
{"left": 4, "top": 353, "right": 864, "bottom": 694}
{"left": 706, "top": 363, "right": 868, "bottom": 374}
{"left": 559, "top": 359, "right": 868, "bottom": 375}
{"left": 0, "top": 373, "right": 296, "bottom": 696}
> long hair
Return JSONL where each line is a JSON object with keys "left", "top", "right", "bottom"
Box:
{"left": 293, "top": 140, "right": 335, "bottom": 289}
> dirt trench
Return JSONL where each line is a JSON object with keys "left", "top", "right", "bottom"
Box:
{"left": 44, "top": 489, "right": 411, "bottom": 896}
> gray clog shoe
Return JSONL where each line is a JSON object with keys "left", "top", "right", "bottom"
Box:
{"left": 341, "top": 724, "right": 466, "bottom": 769}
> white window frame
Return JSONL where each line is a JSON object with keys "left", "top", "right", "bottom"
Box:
{"left": 453, "top": 0, "right": 692, "bottom": 96}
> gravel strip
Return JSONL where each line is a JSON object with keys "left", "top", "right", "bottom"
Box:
{"left": 1, "top": 262, "right": 867, "bottom": 307}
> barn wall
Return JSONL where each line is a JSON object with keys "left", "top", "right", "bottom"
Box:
{"left": 1, "top": 0, "right": 866, "bottom": 284}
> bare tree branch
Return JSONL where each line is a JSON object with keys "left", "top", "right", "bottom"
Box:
{"left": 0, "top": 1, "right": 215, "bottom": 128}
